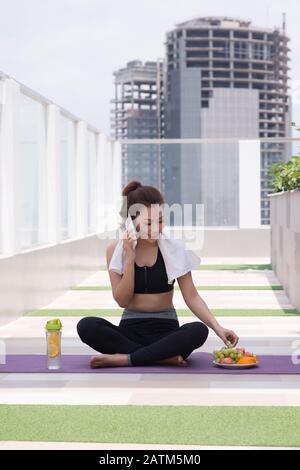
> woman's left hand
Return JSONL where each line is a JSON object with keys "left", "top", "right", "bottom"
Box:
{"left": 214, "top": 325, "right": 239, "bottom": 347}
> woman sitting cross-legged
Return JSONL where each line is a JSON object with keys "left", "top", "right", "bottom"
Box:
{"left": 77, "top": 180, "right": 239, "bottom": 368}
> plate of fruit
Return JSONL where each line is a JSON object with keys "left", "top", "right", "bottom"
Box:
{"left": 213, "top": 345, "right": 259, "bottom": 369}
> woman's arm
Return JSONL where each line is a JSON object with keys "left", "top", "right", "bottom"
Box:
{"left": 177, "top": 271, "right": 239, "bottom": 346}
{"left": 106, "top": 232, "right": 136, "bottom": 308}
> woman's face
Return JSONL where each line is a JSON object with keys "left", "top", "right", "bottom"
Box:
{"left": 135, "top": 205, "right": 164, "bottom": 242}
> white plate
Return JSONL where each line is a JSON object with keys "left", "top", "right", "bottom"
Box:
{"left": 213, "top": 360, "right": 259, "bottom": 369}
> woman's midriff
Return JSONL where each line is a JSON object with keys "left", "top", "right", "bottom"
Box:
{"left": 126, "top": 290, "right": 175, "bottom": 312}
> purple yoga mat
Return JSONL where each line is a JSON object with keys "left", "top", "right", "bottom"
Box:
{"left": 0, "top": 352, "right": 299, "bottom": 374}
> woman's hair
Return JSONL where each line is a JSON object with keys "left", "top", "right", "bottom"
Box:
{"left": 119, "top": 180, "right": 165, "bottom": 231}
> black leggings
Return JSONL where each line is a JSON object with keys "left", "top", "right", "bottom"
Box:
{"left": 77, "top": 316, "right": 209, "bottom": 366}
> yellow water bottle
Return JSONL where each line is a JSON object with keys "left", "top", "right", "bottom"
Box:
{"left": 46, "top": 319, "right": 62, "bottom": 369}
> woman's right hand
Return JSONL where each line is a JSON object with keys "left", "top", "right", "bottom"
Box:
{"left": 122, "top": 229, "right": 136, "bottom": 261}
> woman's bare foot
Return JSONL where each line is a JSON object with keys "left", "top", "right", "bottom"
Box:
{"left": 90, "top": 353, "right": 188, "bottom": 368}
{"left": 90, "top": 353, "right": 129, "bottom": 368}
{"left": 155, "top": 355, "right": 188, "bottom": 367}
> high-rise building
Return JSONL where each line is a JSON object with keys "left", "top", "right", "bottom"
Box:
{"left": 110, "top": 59, "right": 164, "bottom": 188}
{"left": 164, "top": 16, "right": 291, "bottom": 226}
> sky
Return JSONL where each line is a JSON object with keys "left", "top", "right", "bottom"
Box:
{"left": 0, "top": 0, "right": 299, "bottom": 136}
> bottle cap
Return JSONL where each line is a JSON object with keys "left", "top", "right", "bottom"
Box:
{"left": 46, "top": 319, "right": 62, "bottom": 331}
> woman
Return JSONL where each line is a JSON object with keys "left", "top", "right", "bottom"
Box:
{"left": 77, "top": 180, "right": 239, "bottom": 368}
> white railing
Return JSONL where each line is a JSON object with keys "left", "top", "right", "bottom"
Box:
{"left": 0, "top": 74, "right": 121, "bottom": 258}
{"left": 118, "top": 137, "right": 300, "bottom": 229}
{"left": 1, "top": 72, "right": 300, "bottom": 258}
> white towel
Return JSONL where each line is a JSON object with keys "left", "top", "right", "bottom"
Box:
{"left": 108, "top": 228, "right": 202, "bottom": 284}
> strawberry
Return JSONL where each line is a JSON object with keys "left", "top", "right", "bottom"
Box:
{"left": 220, "top": 357, "right": 235, "bottom": 364}
{"left": 244, "top": 351, "right": 253, "bottom": 357}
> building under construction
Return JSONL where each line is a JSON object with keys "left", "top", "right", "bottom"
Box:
{"left": 164, "top": 16, "right": 291, "bottom": 226}
{"left": 110, "top": 59, "right": 164, "bottom": 188}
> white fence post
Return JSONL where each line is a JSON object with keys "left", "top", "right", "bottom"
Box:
{"left": 46, "top": 104, "right": 60, "bottom": 244}
{"left": 238, "top": 140, "right": 261, "bottom": 228}
{"left": 75, "top": 120, "right": 88, "bottom": 238}
{"left": 0, "top": 78, "right": 21, "bottom": 255}
{"left": 112, "top": 139, "right": 122, "bottom": 228}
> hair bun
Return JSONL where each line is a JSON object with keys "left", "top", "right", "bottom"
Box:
{"left": 122, "top": 180, "right": 142, "bottom": 196}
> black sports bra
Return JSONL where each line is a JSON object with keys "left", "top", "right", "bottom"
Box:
{"left": 134, "top": 246, "right": 175, "bottom": 294}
